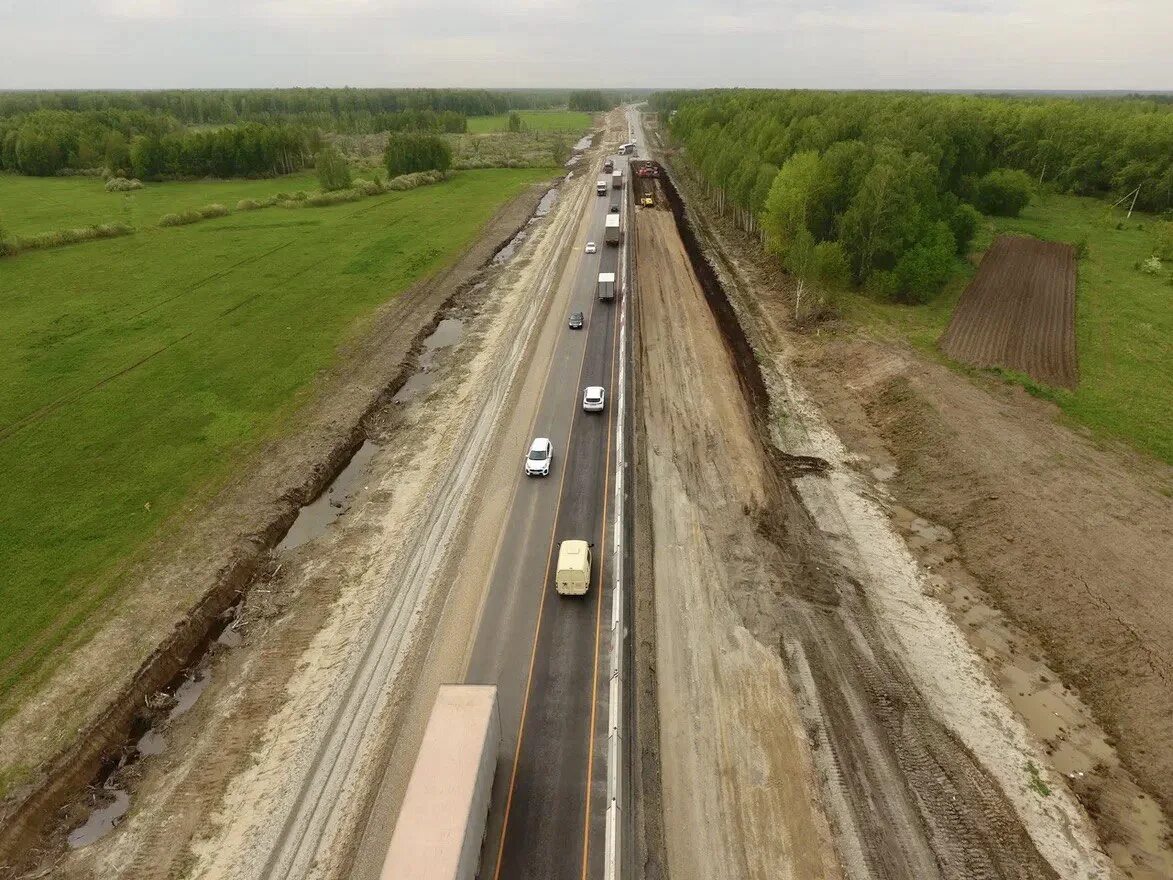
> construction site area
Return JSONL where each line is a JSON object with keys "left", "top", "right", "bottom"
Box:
{"left": 2, "top": 107, "right": 1171, "bottom": 880}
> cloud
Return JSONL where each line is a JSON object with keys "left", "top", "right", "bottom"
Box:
{"left": 0, "top": 0, "right": 1169, "bottom": 89}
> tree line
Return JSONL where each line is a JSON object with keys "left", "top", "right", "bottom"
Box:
{"left": 0, "top": 88, "right": 581, "bottom": 126}
{"left": 652, "top": 90, "right": 1173, "bottom": 301}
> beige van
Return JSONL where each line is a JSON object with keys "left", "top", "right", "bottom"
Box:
{"left": 555, "top": 540, "right": 592, "bottom": 596}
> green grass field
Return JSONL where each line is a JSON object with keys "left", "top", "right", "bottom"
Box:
{"left": 467, "top": 110, "right": 594, "bottom": 134}
{"left": 0, "top": 171, "right": 323, "bottom": 235}
{"left": 0, "top": 167, "right": 552, "bottom": 710}
{"left": 842, "top": 193, "right": 1172, "bottom": 463}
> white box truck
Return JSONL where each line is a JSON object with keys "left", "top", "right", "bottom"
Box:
{"left": 611, "top": 169, "right": 623, "bottom": 189}
{"left": 597, "top": 272, "right": 616, "bottom": 300}
{"left": 381, "top": 685, "right": 500, "bottom": 880}
{"left": 596, "top": 179, "right": 608, "bottom": 195}
{"left": 555, "top": 539, "right": 592, "bottom": 596}
{"left": 604, "top": 214, "right": 620, "bottom": 245}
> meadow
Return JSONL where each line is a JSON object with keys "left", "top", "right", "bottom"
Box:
{"left": 466, "top": 110, "right": 594, "bottom": 133}
{"left": 843, "top": 194, "right": 1172, "bottom": 462}
{"left": 0, "top": 172, "right": 322, "bottom": 234}
{"left": 0, "top": 167, "right": 553, "bottom": 707}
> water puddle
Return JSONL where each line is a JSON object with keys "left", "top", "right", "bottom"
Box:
{"left": 391, "top": 317, "right": 465, "bottom": 404}
{"left": 535, "top": 188, "right": 559, "bottom": 217}
{"left": 493, "top": 229, "right": 529, "bottom": 265}
{"left": 889, "top": 504, "right": 1173, "bottom": 878}
{"left": 277, "top": 440, "right": 381, "bottom": 552}
{"left": 67, "top": 787, "right": 130, "bottom": 849}
{"left": 67, "top": 604, "right": 242, "bottom": 849}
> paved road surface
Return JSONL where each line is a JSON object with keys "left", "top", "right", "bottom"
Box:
{"left": 466, "top": 150, "right": 632, "bottom": 880}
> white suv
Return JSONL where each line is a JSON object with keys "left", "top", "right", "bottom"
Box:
{"left": 582, "top": 386, "right": 605, "bottom": 412}
{"left": 525, "top": 437, "right": 553, "bottom": 476}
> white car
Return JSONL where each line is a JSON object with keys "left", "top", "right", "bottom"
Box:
{"left": 585, "top": 241, "right": 597, "bottom": 254}
{"left": 582, "top": 386, "right": 605, "bottom": 412}
{"left": 525, "top": 437, "right": 553, "bottom": 476}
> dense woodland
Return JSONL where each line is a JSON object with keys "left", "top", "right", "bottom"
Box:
{"left": 0, "top": 88, "right": 610, "bottom": 179}
{"left": 652, "top": 90, "right": 1173, "bottom": 301}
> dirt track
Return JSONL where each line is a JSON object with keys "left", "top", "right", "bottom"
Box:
{"left": 635, "top": 165, "right": 1119, "bottom": 879}
{"left": 662, "top": 153, "right": 1173, "bottom": 880}
{"left": 940, "top": 234, "right": 1078, "bottom": 388}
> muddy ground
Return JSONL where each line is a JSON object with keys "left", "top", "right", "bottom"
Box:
{"left": 0, "top": 170, "right": 557, "bottom": 875}
{"left": 661, "top": 156, "right": 1173, "bottom": 880}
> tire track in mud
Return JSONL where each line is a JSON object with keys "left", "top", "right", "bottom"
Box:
{"left": 649, "top": 164, "right": 1075, "bottom": 879}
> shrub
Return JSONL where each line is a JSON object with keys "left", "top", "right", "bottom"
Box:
{"left": 104, "top": 177, "right": 143, "bottom": 192}
{"left": 975, "top": 169, "right": 1034, "bottom": 217}
{"left": 1, "top": 222, "right": 134, "bottom": 256}
{"left": 892, "top": 221, "right": 957, "bottom": 302}
{"left": 159, "top": 210, "right": 201, "bottom": 226}
{"left": 949, "top": 203, "right": 982, "bottom": 254}
{"left": 306, "top": 188, "right": 363, "bottom": 207}
{"left": 353, "top": 178, "right": 384, "bottom": 196}
{"left": 315, "top": 143, "right": 353, "bottom": 192}
{"left": 384, "top": 132, "right": 452, "bottom": 177}
{"left": 1139, "top": 256, "right": 1163, "bottom": 275}
{"left": 197, "top": 203, "right": 228, "bottom": 218}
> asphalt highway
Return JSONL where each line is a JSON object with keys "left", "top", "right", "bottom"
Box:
{"left": 466, "top": 150, "right": 630, "bottom": 880}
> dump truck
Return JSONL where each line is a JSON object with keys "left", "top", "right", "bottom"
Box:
{"left": 380, "top": 686, "right": 500, "bottom": 880}
{"left": 611, "top": 169, "right": 623, "bottom": 190}
{"left": 555, "top": 539, "right": 592, "bottom": 596}
{"left": 604, "top": 214, "right": 620, "bottom": 245}
{"left": 597, "top": 272, "right": 616, "bottom": 300}
{"left": 596, "top": 179, "right": 608, "bottom": 196}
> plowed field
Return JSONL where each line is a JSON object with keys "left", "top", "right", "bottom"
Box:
{"left": 940, "top": 235, "right": 1078, "bottom": 388}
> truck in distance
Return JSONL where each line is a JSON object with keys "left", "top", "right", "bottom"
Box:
{"left": 596, "top": 179, "right": 608, "bottom": 196}
{"left": 597, "top": 272, "right": 616, "bottom": 300}
{"left": 379, "top": 685, "right": 500, "bottom": 880}
{"left": 604, "top": 214, "right": 620, "bottom": 246}
{"left": 603, "top": 158, "right": 614, "bottom": 173}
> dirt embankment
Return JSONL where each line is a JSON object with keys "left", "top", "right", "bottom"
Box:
{"left": 0, "top": 177, "right": 553, "bottom": 874}
{"left": 661, "top": 156, "right": 1173, "bottom": 880}
{"left": 634, "top": 204, "right": 844, "bottom": 880}
{"left": 637, "top": 162, "right": 1123, "bottom": 879}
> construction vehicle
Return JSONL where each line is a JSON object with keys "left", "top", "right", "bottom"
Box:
{"left": 380, "top": 686, "right": 500, "bottom": 880}
{"left": 640, "top": 193, "right": 654, "bottom": 207}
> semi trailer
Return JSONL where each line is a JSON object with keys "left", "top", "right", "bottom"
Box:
{"left": 611, "top": 169, "right": 623, "bottom": 189}
{"left": 380, "top": 686, "right": 501, "bottom": 880}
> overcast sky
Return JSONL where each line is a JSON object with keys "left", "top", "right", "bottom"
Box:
{"left": 1, "top": 0, "right": 1169, "bottom": 91}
